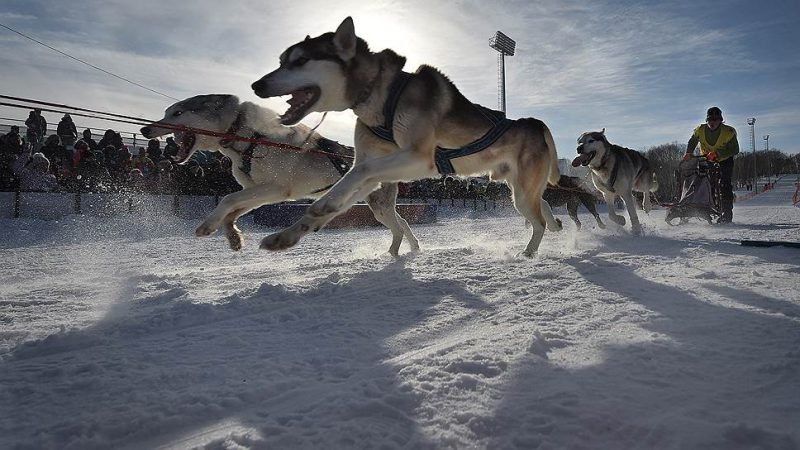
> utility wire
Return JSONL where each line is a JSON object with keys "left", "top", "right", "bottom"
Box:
{"left": 0, "top": 22, "right": 179, "bottom": 101}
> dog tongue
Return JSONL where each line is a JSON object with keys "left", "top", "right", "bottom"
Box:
{"left": 571, "top": 154, "right": 590, "bottom": 167}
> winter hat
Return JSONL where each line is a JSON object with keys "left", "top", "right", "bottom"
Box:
{"left": 30, "top": 153, "right": 50, "bottom": 171}
{"left": 706, "top": 107, "right": 723, "bottom": 120}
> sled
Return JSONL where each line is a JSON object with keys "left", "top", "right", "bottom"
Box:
{"left": 665, "top": 156, "right": 721, "bottom": 225}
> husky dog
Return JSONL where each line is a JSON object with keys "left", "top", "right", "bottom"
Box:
{"left": 140, "top": 94, "right": 418, "bottom": 255}
{"left": 543, "top": 175, "right": 605, "bottom": 230}
{"left": 572, "top": 129, "right": 658, "bottom": 234}
{"left": 251, "top": 17, "right": 562, "bottom": 257}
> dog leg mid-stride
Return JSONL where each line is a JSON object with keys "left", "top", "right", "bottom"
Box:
{"left": 140, "top": 94, "right": 418, "bottom": 255}
{"left": 542, "top": 175, "right": 606, "bottom": 230}
{"left": 251, "top": 17, "right": 562, "bottom": 257}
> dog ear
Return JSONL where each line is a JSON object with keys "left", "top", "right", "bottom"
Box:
{"left": 333, "top": 17, "right": 357, "bottom": 61}
{"left": 305, "top": 35, "right": 310, "bottom": 41}
{"left": 601, "top": 128, "right": 605, "bottom": 135}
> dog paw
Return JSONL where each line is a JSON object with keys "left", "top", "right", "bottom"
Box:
{"left": 518, "top": 250, "right": 536, "bottom": 258}
{"left": 260, "top": 231, "right": 300, "bottom": 251}
{"left": 195, "top": 223, "right": 217, "bottom": 237}
{"left": 596, "top": 220, "right": 606, "bottom": 229}
{"left": 631, "top": 225, "right": 643, "bottom": 236}
{"left": 610, "top": 215, "right": 626, "bottom": 226}
{"left": 550, "top": 218, "right": 563, "bottom": 232}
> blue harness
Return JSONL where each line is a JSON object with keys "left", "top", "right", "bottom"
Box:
{"left": 367, "top": 71, "right": 514, "bottom": 175}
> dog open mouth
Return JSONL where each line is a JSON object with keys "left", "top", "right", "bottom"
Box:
{"left": 571, "top": 151, "right": 596, "bottom": 167}
{"left": 174, "top": 131, "right": 197, "bottom": 163}
{"left": 280, "top": 86, "right": 321, "bottom": 125}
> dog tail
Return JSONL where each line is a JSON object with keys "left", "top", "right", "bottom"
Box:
{"left": 543, "top": 124, "right": 560, "bottom": 185}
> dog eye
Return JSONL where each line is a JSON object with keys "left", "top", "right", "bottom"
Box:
{"left": 294, "top": 57, "right": 309, "bottom": 67}
{"left": 172, "top": 110, "right": 183, "bottom": 117}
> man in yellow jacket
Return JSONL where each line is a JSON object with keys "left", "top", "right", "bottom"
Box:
{"left": 683, "top": 106, "right": 739, "bottom": 223}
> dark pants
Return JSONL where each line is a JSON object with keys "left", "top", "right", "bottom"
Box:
{"left": 719, "top": 157, "right": 734, "bottom": 221}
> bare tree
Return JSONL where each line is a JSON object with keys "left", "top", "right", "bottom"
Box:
{"left": 645, "top": 142, "right": 684, "bottom": 202}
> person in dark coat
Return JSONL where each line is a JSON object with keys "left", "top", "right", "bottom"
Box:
{"left": 106, "top": 145, "right": 130, "bottom": 188}
{"left": 76, "top": 149, "right": 111, "bottom": 192}
{"left": 24, "top": 109, "right": 47, "bottom": 152}
{"left": 163, "top": 137, "right": 179, "bottom": 161}
{"left": 40, "top": 134, "right": 74, "bottom": 187}
{"left": 82, "top": 129, "right": 98, "bottom": 151}
{"left": 1, "top": 125, "right": 25, "bottom": 156}
{"left": 56, "top": 114, "right": 78, "bottom": 148}
{"left": 97, "top": 129, "right": 121, "bottom": 150}
{"left": 0, "top": 126, "right": 25, "bottom": 190}
{"left": 146, "top": 138, "right": 163, "bottom": 162}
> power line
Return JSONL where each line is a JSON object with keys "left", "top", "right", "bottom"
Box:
{"left": 0, "top": 22, "right": 179, "bottom": 102}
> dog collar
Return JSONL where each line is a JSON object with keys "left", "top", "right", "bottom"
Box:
{"left": 218, "top": 109, "right": 261, "bottom": 176}
{"left": 366, "top": 71, "right": 412, "bottom": 142}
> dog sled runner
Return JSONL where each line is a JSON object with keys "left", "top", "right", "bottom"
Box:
{"left": 665, "top": 156, "right": 721, "bottom": 225}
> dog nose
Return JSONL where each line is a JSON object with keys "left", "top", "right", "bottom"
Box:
{"left": 576, "top": 143, "right": 584, "bottom": 153}
{"left": 140, "top": 126, "right": 151, "bottom": 137}
{"left": 251, "top": 79, "right": 263, "bottom": 93}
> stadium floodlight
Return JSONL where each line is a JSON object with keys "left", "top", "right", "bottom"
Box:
{"left": 490, "top": 31, "right": 516, "bottom": 56}
{"left": 747, "top": 118, "right": 756, "bottom": 186}
{"left": 489, "top": 31, "right": 516, "bottom": 113}
{"left": 764, "top": 134, "right": 770, "bottom": 184}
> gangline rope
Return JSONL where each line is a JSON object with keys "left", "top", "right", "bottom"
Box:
{"left": 0, "top": 94, "right": 352, "bottom": 160}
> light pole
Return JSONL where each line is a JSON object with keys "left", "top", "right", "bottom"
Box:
{"left": 763, "top": 134, "right": 770, "bottom": 185}
{"left": 489, "top": 31, "right": 516, "bottom": 114}
{"left": 747, "top": 118, "right": 756, "bottom": 188}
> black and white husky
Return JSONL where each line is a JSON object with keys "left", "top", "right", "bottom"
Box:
{"left": 572, "top": 129, "right": 658, "bottom": 234}
{"left": 251, "top": 17, "right": 562, "bottom": 257}
{"left": 141, "top": 94, "right": 418, "bottom": 255}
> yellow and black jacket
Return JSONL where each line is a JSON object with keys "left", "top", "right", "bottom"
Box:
{"left": 687, "top": 123, "right": 740, "bottom": 161}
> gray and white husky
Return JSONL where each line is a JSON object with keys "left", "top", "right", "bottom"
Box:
{"left": 140, "top": 94, "right": 418, "bottom": 255}
{"left": 251, "top": 17, "right": 562, "bottom": 257}
{"left": 572, "top": 129, "right": 659, "bottom": 234}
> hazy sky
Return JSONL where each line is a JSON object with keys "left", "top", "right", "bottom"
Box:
{"left": 1, "top": 0, "right": 798, "bottom": 158}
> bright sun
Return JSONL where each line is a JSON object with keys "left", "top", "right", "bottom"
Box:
{"left": 343, "top": 10, "right": 431, "bottom": 68}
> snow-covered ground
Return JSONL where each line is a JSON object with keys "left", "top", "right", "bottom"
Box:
{"left": 2, "top": 177, "right": 799, "bottom": 450}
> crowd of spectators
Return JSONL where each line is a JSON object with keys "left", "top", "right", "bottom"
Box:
{"left": 1, "top": 110, "right": 512, "bottom": 204}
{"left": 0, "top": 110, "right": 239, "bottom": 196}
{"left": 400, "top": 177, "right": 512, "bottom": 204}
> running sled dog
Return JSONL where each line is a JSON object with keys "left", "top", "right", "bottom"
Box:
{"left": 251, "top": 17, "right": 562, "bottom": 257}
{"left": 572, "top": 129, "right": 658, "bottom": 234}
{"left": 140, "top": 94, "right": 418, "bottom": 255}
{"left": 543, "top": 175, "right": 605, "bottom": 230}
